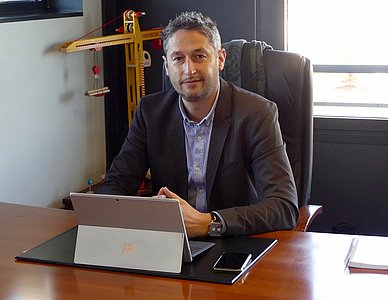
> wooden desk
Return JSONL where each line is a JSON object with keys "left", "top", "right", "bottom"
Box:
{"left": 1, "top": 202, "right": 387, "bottom": 299}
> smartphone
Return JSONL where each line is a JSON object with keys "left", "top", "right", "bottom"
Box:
{"left": 213, "top": 252, "right": 252, "bottom": 273}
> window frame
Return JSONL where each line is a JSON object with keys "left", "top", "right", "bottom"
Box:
{"left": 313, "top": 64, "right": 388, "bottom": 109}
{"left": 0, "top": 0, "right": 82, "bottom": 23}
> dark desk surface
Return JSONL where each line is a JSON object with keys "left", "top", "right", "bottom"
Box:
{"left": 1, "top": 202, "right": 387, "bottom": 299}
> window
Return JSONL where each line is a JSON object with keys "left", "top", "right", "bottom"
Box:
{"left": 0, "top": 0, "right": 82, "bottom": 23}
{"left": 0, "top": 0, "right": 49, "bottom": 18}
{"left": 0, "top": 0, "right": 40, "bottom": 2}
{"left": 1, "top": 0, "right": 37, "bottom": 1}
{"left": 287, "top": 0, "right": 388, "bottom": 119}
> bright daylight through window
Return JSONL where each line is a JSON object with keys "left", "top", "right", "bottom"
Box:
{"left": 287, "top": 0, "right": 388, "bottom": 118}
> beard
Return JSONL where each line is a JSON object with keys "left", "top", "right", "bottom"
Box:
{"left": 171, "top": 68, "right": 220, "bottom": 103}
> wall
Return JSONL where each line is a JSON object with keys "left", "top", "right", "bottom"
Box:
{"left": 0, "top": 1, "right": 106, "bottom": 208}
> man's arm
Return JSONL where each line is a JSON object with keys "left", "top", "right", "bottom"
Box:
{"left": 217, "top": 101, "right": 299, "bottom": 235}
{"left": 98, "top": 102, "right": 149, "bottom": 196}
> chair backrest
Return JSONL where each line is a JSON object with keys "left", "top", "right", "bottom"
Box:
{"left": 161, "top": 42, "right": 313, "bottom": 208}
{"left": 262, "top": 49, "right": 313, "bottom": 208}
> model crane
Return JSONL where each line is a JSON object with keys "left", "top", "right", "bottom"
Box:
{"left": 58, "top": 10, "right": 162, "bottom": 125}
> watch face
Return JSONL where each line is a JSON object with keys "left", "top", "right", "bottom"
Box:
{"left": 209, "top": 221, "right": 222, "bottom": 236}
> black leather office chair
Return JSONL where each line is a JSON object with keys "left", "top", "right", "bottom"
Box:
{"left": 220, "top": 40, "right": 322, "bottom": 231}
{"left": 162, "top": 40, "right": 322, "bottom": 231}
{"left": 266, "top": 49, "right": 323, "bottom": 231}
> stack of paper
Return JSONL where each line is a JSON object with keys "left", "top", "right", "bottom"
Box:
{"left": 345, "top": 237, "right": 388, "bottom": 270}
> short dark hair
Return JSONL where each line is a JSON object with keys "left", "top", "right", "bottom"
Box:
{"left": 161, "top": 11, "right": 221, "bottom": 54}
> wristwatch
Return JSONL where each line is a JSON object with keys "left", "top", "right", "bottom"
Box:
{"left": 208, "top": 212, "right": 223, "bottom": 237}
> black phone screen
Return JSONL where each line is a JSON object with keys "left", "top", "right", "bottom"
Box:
{"left": 213, "top": 252, "right": 252, "bottom": 272}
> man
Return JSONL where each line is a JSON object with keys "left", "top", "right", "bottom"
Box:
{"left": 98, "top": 11, "right": 299, "bottom": 238}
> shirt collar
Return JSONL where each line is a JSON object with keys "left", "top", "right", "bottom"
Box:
{"left": 178, "top": 88, "right": 220, "bottom": 126}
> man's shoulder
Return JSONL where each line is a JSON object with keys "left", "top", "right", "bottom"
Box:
{"left": 137, "top": 88, "right": 179, "bottom": 115}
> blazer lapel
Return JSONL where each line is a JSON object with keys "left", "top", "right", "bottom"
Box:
{"left": 206, "top": 79, "right": 232, "bottom": 202}
{"left": 167, "top": 100, "right": 189, "bottom": 201}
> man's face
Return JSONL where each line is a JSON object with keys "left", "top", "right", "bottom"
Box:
{"left": 163, "top": 29, "right": 226, "bottom": 103}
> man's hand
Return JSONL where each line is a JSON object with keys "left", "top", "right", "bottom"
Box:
{"left": 157, "top": 187, "right": 211, "bottom": 238}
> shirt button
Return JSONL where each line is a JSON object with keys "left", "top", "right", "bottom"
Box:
{"left": 197, "top": 136, "right": 202, "bottom": 141}
{"left": 195, "top": 166, "right": 200, "bottom": 172}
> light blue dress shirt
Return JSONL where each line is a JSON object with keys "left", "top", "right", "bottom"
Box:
{"left": 178, "top": 92, "right": 219, "bottom": 212}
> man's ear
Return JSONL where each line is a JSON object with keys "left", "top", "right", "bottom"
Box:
{"left": 162, "top": 55, "right": 169, "bottom": 76}
{"left": 218, "top": 48, "right": 227, "bottom": 71}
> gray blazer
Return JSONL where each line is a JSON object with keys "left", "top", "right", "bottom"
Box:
{"left": 98, "top": 78, "right": 299, "bottom": 236}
